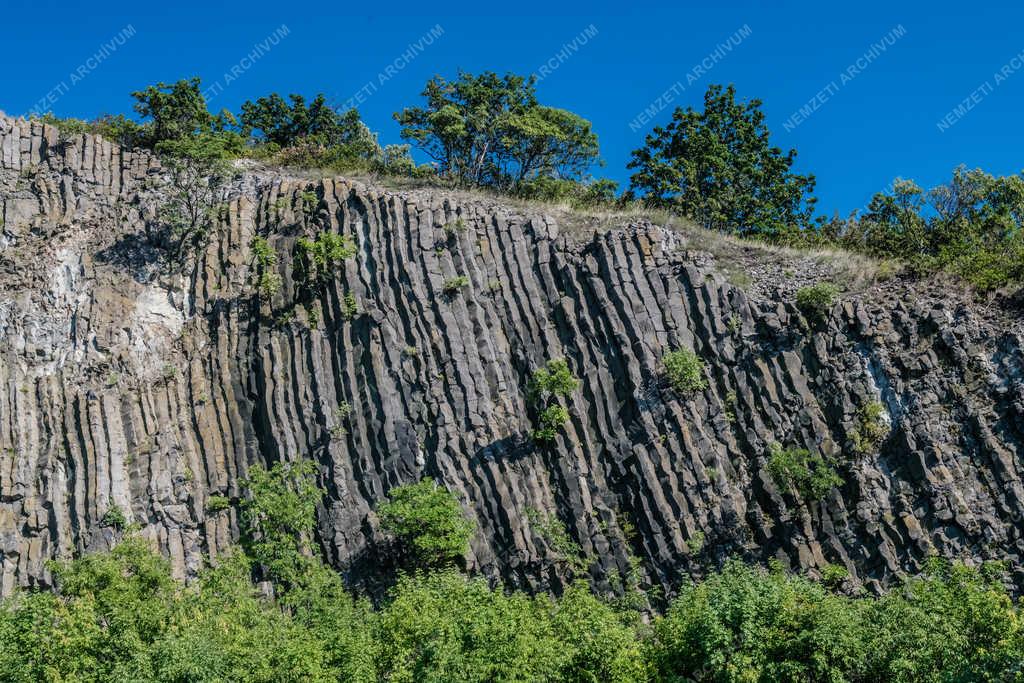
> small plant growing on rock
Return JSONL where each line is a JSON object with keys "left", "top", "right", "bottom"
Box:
{"left": 250, "top": 236, "right": 281, "bottom": 300}
{"left": 251, "top": 235, "right": 276, "bottom": 267}
{"left": 767, "top": 442, "right": 842, "bottom": 500}
{"left": 821, "top": 562, "right": 850, "bottom": 587}
{"left": 207, "top": 494, "right": 231, "bottom": 513}
{"left": 529, "top": 358, "right": 580, "bottom": 402}
{"left": 525, "top": 508, "right": 588, "bottom": 574}
{"left": 850, "top": 401, "right": 889, "bottom": 455}
{"left": 727, "top": 313, "right": 741, "bottom": 335}
{"left": 342, "top": 291, "right": 359, "bottom": 320}
{"left": 724, "top": 391, "right": 738, "bottom": 424}
{"left": 330, "top": 402, "right": 353, "bottom": 440}
{"left": 663, "top": 348, "right": 707, "bottom": 394}
{"left": 100, "top": 505, "right": 127, "bottom": 530}
{"left": 442, "top": 275, "right": 470, "bottom": 295}
{"left": 528, "top": 359, "right": 579, "bottom": 444}
{"left": 444, "top": 217, "right": 467, "bottom": 235}
{"left": 299, "top": 190, "right": 319, "bottom": 214}
{"left": 105, "top": 372, "right": 120, "bottom": 387}
{"left": 257, "top": 272, "right": 282, "bottom": 298}
{"left": 796, "top": 282, "right": 840, "bottom": 324}
{"left": 533, "top": 404, "right": 570, "bottom": 443}
{"left": 161, "top": 363, "right": 178, "bottom": 381}
{"left": 295, "top": 231, "right": 357, "bottom": 283}
{"left": 686, "top": 530, "right": 706, "bottom": 555}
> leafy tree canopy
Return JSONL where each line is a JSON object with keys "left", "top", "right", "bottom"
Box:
{"left": 377, "top": 477, "right": 475, "bottom": 568}
{"left": 395, "top": 71, "right": 600, "bottom": 189}
{"left": 627, "top": 83, "right": 818, "bottom": 237}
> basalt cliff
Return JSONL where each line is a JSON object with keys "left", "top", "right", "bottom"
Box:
{"left": 2, "top": 116, "right": 1023, "bottom": 599}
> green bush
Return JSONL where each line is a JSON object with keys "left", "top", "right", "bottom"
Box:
{"left": 206, "top": 495, "right": 231, "bottom": 513}
{"left": 528, "top": 359, "right": 578, "bottom": 443}
{"left": 767, "top": 442, "right": 842, "bottom": 500}
{"left": 396, "top": 71, "right": 599, "bottom": 189}
{"left": 100, "top": 504, "right": 128, "bottom": 530}
{"left": 442, "top": 275, "right": 470, "bottom": 294}
{"left": 529, "top": 358, "right": 579, "bottom": 403}
{"left": 662, "top": 348, "right": 707, "bottom": 394}
{"left": 341, "top": 291, "right": 358, "bottom": 320}
{"left": 821, "top": 563, "right": 850, "bottom": 587}
{"left": 795, "top": 282, "right": 840, "bottom": 323}
{"left": 850, "top": 401, "right": 888, "bottom": 455}
{"left": 295, "top": 232, "right": 357, "bottom": 283}
{"left": 532, "top": 404, "right": 570, "bottom": 443}
{"left": 3, "top": 483, "right": 1023, "bottom": 683}
{"left": 378, "top": 478, "right": 475, "bottom": 568}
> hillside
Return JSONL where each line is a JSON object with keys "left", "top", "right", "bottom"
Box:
{"left": 2, "top": 114, "right": 1023, "bottom": 600}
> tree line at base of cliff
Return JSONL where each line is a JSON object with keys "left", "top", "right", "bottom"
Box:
{"left": 2, "top": 462, "right": 1021, "bottom": 682}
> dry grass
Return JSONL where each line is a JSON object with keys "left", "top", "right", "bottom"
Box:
{"left": 258, "top": 162, "right": 898, "bottom": 295}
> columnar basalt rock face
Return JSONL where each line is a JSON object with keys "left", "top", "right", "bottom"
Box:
{"left": 1, "top": 116, "right": 1023, "bottom": 598}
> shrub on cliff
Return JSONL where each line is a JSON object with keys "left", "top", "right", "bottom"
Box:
{"left": 378, "top": 478, "right": 475, "bottom": 568}
{"left": 240, "top": 460, "right": 321, "bottom": 589}
{"left": 767, "top": 442, "right": 842, "bottom": 500}
{"left": 795, "top": 282, "right": 840, "bottom": 324}
{"left": 527, "top": 359, "right": 579, "bottom": 443}
{"left": 850, "top": 401, "right": 889, "bottom": 455}
{"left": 662, "top": 348, "right": 707, "bottom": 394}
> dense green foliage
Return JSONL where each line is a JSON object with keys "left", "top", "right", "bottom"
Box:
{"left": 662, "top": 348, "right": 707, "bottom": 394}
{"left": 527, "top": 359, "right": 579, "bottom": 443}
{"left": 377, "top": 478, "right": 475, "bottom": 569}
{"left": 395, "top": 71, "right": 600, "bottom": 190}
{"left": 2, "top": 539, "right": 1020, "bottom": 681}
{"left": 532, "top": 404, "right": 571, "bottom": 443}
{"left": 795, "top": 282, "right": 841, "bottom": 324}
{"left": 627, "top": 84, "right": 818, "bottom": 237}
{"left": 821, "top": 168, "right": 1024, "bottom": 290}
{"left": 1, "top": 459, "right": 1022, "bottom": 681}
{"left": 767, "top": 442, "right": 843, "bottom": 500}
{"left": 528, "top": 358, "right": 580, "bottom": 403}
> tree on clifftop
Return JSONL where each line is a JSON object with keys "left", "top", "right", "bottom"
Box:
{"left": 627, "top": 84, "right": 817, "bottom": 237}
{"left": 395, "top": 71, "right": 599, "bottom": 189}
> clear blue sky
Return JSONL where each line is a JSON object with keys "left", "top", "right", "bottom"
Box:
{"left": 6, "top": 0, "right": 1023, "bottom": 217}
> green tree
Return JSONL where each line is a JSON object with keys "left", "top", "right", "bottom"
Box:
{"left": 131, "top": 77, "right": 213, "bottom": 145}
{"left": 627, "top": 84, "right": 817, "bottom": 237}
{"left": 650, "top": 560, "right": 871, "bottom": 682}
{"left": 154, "top": 135, "right": 233, "bottom": 259}
{"left": 396, "top": 71, "right": 600, "bottom": 188}
{"left": 374, "top": 570, "right": 565, "bottom": 682}
{"left": 240, "top": 460, "right": 322, "bottom": 589}
{"left": 502, "top": 105, "right": 599, "bottom": 183}
{"left": 240, "top": 93, "right": 380, "bottom": 157}
{"left": 852, "top": 178, "right": 929, "bottom": 258}
{"left": 377, "top": 478, "right": 474, "bottom": 568}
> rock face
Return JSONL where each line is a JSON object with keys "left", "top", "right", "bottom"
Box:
{"left": 2, "top": 116, "right": 1024, "bottom": 598}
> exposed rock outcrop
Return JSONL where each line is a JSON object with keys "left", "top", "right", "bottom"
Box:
{"left": 2, "top": 116, "right": 1023, "bottom": 598}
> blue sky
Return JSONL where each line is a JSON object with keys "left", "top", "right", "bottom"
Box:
{"left": 5, "top": 0, "right": 1023, "bottom": 217}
